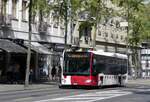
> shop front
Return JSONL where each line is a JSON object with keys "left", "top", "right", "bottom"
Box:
{"left": 40, "top": 43, "right": 64, "bottom": 80}
{"left": 24, "top": 42, "right": 53, "bottom": 81}
{"left": 0, "top": 39, "right": 27, "bottom": 83}
{"left": 0, "top": 50, "right": 4, "bottom": 81}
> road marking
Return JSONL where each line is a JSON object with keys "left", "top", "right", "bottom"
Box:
{"left": 35, "top": 90, "right": 132, "bottom": 102}
{"left": 136, "top": 88, "right": 150, "bottom": 92}
{"left": 122, "top": 86, "right": 150, "bottom": 92}
{"left": 13, "top": 97, "right": 33, "bottom": 102}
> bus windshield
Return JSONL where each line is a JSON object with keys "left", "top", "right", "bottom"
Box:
{"left": 64, "top": 52, "right": 90, "bottom": 75}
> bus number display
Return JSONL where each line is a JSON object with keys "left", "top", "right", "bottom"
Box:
{"left": 67, "top": 54, "right": 88, "bottom": 58}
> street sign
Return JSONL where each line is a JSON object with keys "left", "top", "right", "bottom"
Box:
{"left": 120, "top": 22, "right": 128, "bottom": 27}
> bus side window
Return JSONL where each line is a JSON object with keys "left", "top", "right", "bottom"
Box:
{"left": 93, "top": 59, "right": 96, "bottom": 65}
{"left": 96, "top": 63, "right": 105, "bottom": 73}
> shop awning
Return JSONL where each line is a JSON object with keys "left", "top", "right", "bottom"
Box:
{"left": 24, "top": 42, "right": 52, "bottom": 55}
{"left": 0, "top": 39, "right": 27, "bottom": 53}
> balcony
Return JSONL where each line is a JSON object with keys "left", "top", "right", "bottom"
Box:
{"left": 72, "top": 37, "right": 79, "bottom": 46}
{"left": 38, "top": 22, "right": 48, "bottom": 33}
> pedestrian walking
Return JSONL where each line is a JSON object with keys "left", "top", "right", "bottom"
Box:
{"left": 118, "top": 74, "right": 122, "bottom": 86}
{"left": 57, "top": 65, "right": 62, "bottom": 83}
{"left": 51, "top": 66, "right": 56, "bottom": 80}
{"left": 13, "top": 63, "right": 20, "bottom": 84}
{"left": 29, "top": 68, "right": 33, "bottom": 84}
{"left": 7, "top": 64, "right": 14, "bottom": 83}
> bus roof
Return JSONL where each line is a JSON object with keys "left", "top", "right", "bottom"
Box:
{"left": 89, "top": 50, "right": 127, "bottom": 59}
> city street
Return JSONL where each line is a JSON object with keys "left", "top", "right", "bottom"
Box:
{"left": 0, "top": 0, "right": 150, "bottom": 102}
{"left": 0, "top": 79, "right": 150, "bottom": 102}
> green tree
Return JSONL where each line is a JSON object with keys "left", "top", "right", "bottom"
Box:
{"left": 1, "top": 0, "right": 7, "bottom": 16}
{"left": 80, "top": 0, "right": 114, "bottom": 48}
{"left": 25, "top": 0, "right": 33, "bottom": 87}
{"left": 111, "top": 0, "right": 146, "bottom": 78}
{"left": 25, "top": 0, "right": 50, "bottom": 87}
{"left": 53, "top": 0, "right": 112, "bottom": 48}
{"left": 25, "top": 0, "right": 83, "bottom": 86}
{"left": 140, "top": 3, "right": 150, "bottom": 41}
{"left": 54, "top": 0, "right": 84, "bottom": 48}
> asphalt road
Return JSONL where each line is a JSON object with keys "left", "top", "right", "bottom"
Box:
{"left": 0, "top": 83, "right": 150, "bottom": 102}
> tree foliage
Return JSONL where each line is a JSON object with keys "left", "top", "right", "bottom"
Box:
{"left": 80, "top": 0, "right": 115, "bottom": 47}
{"left": 111, "top": 0, "right": 147, "bottom": 44}
{"left": 31, "top": 0, "right": 50, "bottom": 17}
{"left": 140, "top": 3, "right": 150, "bottom": 41}
{"left": 111, "top": 0, "right": 149, "bottom": 78}
{"left": 53, "top": 0, "right": 84, "bottom": 21}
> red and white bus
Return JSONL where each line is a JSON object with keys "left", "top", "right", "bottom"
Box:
{"left": 59, "top": 50, "right": 128, "bottom": 88}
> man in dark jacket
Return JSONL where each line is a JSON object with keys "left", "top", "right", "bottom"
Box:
{"left": 51, "top": 66, "right": 56, "bottom": 80}
{"left": 57, "top": 65, "right": 62, "bottom": 82}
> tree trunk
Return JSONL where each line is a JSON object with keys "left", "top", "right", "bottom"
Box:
{"left": 132, "top": 48, "right": 140, "bottom": 79}
{"left": 92, "top": 0, "right": 101, "bottom": 49}
{"left": 64, "top": 0, "right": 68, "bottom": 50}
{"left": 91, "top": 25, "right": 96, "bottom": 49}
{"left": 25, "top": 0, "right": 32, "bottom": 87}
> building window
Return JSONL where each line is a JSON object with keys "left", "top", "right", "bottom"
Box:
{"left": 31, "top": 14, "right": 36, "bottom": 23}
{"left": 0, "top": 0, "right": 2, "bottom": 14}
{"left": 116, "top": 34, "right": 118, "bottom": 39}
{"left": 111, "top": 34, "right": 113, "bottom": 38}
{"left": 116, "top": 21, "right": 120, "bottom": 28}
{"left": 121, "top": 35, "right": 123, "bottom": 40}
{"left": 98, "top": 32, "right": 101, "bottom": 36}
{"left": 12, "top": 0, "right": 17, "bottom": 18}
{"left": 1, "top": 0, "right": 7, "bottom": 15}
{"left": 105, "top": 32, "right": 108, "bottom": 37}
{"left": 22, "top": 1, "right": 27, "bottom": 21}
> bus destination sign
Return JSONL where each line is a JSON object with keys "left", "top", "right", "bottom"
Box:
{"left": 67, "top": 54, "right": 88, "bottom": 58}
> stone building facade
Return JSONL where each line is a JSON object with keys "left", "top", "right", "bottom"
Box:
{"left": 0, "top": 0, "right": 137, "bottom": 82}
{"left": 0, "top": 0, "right": 67, "bottom": 82}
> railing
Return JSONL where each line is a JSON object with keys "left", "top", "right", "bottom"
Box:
{"left": 38, "top": 22, "right": 48, "bottom": 33}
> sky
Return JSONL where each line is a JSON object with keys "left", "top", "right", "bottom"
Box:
{"left": 144, "top": 0, "right": 150, "bottom": 4}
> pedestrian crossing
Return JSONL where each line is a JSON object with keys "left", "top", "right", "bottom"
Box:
{"left": 36, "top": 90, "right": 132, "bottom": 102}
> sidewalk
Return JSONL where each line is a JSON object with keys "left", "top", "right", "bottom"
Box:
{"left": 0, "top": 79, "right": 150, "bottom": 92}
{"left": 0, "top": 81, "right": 57, "bottom": 92}
{"left": 128, "top": 79, "right": 150, "bottom": 86}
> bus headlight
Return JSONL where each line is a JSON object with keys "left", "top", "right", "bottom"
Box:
{"left": 85, "top": 79, "right": 92, "bottom": 83}
{"left": 62, "top": 79, "right": 66, "bottom": 83}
